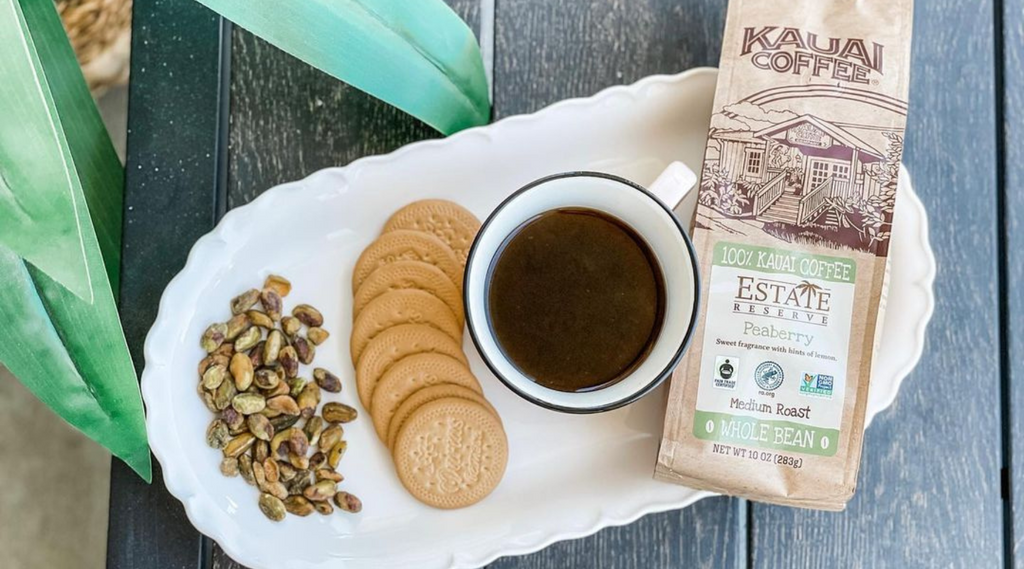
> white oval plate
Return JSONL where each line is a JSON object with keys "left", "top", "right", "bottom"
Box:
{"left": 143, "top": 68, "right": 935, "bottom": 569}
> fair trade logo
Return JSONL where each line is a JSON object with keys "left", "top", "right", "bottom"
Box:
{"left": 734, "top": 275, "right": 831, "bottom": 326}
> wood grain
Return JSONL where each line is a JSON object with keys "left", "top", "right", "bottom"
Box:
{"left": 1004, "top": 0, "right": 1024, "bottom": 565}
{"left": 493, "top": 0, "right": 726, "bottom": 118}
{"left": 751, "top": 1, "right": 1006, "bottom": 567}
{"left": 106, "top": 0, "right": 229, "bottom": 568}
{"left": 224, "top": 1, "right": 481, "bottom": 210}
{"left": 489, "top": 0, "right": 742, "bottom": 566}
{"left": 488, "top": 499, "right": 745, "bottom": 569}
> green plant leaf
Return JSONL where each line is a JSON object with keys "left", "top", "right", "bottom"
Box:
{"left": 20, "top": 0, "right": 125, "bottom": 293}
{"left": 0, "top": 0, "right": 95, "bottom": 301}
{"left": 0, "top": 247, "right": 151, "bottom": 481}
{"left": 0, "top": 0, "right": 150, "bottom": 481}
{"left": 195, "top": 0, "right": 491, "bottom": 134}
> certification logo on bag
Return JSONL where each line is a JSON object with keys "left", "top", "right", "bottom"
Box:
{"left": 754, "top": 361, "right": 784, "bottom": 392}
{"left": 800, "top": 373, "right": 835, "bottom": 399}
{"left": 713, "top": 356, "right": 739, "bottom": 390}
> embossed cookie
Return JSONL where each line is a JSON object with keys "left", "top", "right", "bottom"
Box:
{"left": 382, "top": 200, "right": 481, "bottom": 265}
{"left": 370, "top": 353, "right": 482, "bottom": 442}
{"left": 386, "top": 383, "right": 497, "bottom": 450}
{"left": 352, "top": 230, "right": 463, "bottom": 293}
{"left": 354, "top": 260, "right": 464, "bottom": 323}
{"left": 355, "top": 323, "right": 467, "bottom": 410}
{"left": 392, "top": 397, "right": 508, "bottom": 509}
{"left": 350, "top": 289, "right": 463, "bottom": 364}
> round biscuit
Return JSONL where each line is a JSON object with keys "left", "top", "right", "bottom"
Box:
{"left": 370, "top": 353, "right": 482, "bottom": 442}
{"left": 382, "top": 200, "right": 481, "bottom": 265}
{"left": 354, "top": 260, "right": 463, "bottom": 323}
{"left": 355, "top": 323, "right": 467, "bottom": 410}
{"left": 386, "top": 383, "right": 497, "bottom": 450}
{"left": 392, "top": 397, "right": 507, "bottom": 509}
{"left": 350, "top": 289, "right": 463, "bottom": 365}
{"left": 352, "top": 230, "right": 463, "bottom": 292}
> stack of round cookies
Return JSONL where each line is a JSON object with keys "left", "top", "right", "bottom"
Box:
{"left": 350, "top": 200, "right": 508, "bottom": 509}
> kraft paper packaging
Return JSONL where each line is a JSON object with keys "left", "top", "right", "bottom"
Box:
{"left": 655, "top": 0, "right": 914, "bottom": 510}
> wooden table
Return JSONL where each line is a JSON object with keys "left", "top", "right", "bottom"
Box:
{"left": 107, "top": 0, "right": 1015, "bottom": 566}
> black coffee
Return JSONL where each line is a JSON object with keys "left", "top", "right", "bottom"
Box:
{"left": 486, "top": 208, "right": 665, "bottom": 393}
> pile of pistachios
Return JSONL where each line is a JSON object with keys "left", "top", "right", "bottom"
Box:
{"left": 198, "top": 275, "right": 362, "bottom": 521}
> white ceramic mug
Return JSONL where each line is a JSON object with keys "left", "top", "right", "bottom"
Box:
{"left": 464, "top": 162, "right": 701, "bottom": 413}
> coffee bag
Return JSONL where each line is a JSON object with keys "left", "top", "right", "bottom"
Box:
{"left": 655, "top": 0, "right": 914, "bottom": 510}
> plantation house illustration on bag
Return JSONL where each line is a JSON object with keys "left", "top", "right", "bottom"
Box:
{"left": 698, "top": 27, "right": 904, "bottom": 255}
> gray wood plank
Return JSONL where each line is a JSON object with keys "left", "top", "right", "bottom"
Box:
{"left": 1003, "top": 0, "right": 1024, "bottom": 565}
{"left": 751, "top": 1, "right": 1005, "bottom": 567}
{"left": 224, "top": 1, "right": 481, "bottom": 208}
{"left": 488, "top": 499, "right": 744, "bottom": 569}
{"left": 106, "top": 0, "right": 229, "bottom": 568}
{"left": 212, "top": 2, "right": 482, "bottom": 567}
{"left": 488, "top": 1, "right": 743, "bottom": 567}
{"left": 493, "top": 0, "right": 726, "bottom": 118}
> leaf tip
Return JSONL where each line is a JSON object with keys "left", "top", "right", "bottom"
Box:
{"left": 125, "top": 450, "right": 153, "bottom": 484}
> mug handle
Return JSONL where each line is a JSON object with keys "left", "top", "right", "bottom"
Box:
{"left": 648, "top": 161, "right": 698, "bottom": 210}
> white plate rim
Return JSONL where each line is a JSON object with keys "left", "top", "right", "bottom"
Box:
{"left": 865, "top": 167, "right": 936, "bottom": 427}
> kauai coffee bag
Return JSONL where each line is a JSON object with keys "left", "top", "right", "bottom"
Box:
{"left": 655, "top": 0, "right": 913, "bottom": 510}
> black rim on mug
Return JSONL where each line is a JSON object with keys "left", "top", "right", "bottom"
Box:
{"left": 463, "top": 171, "right": 702, "bottom": 414}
